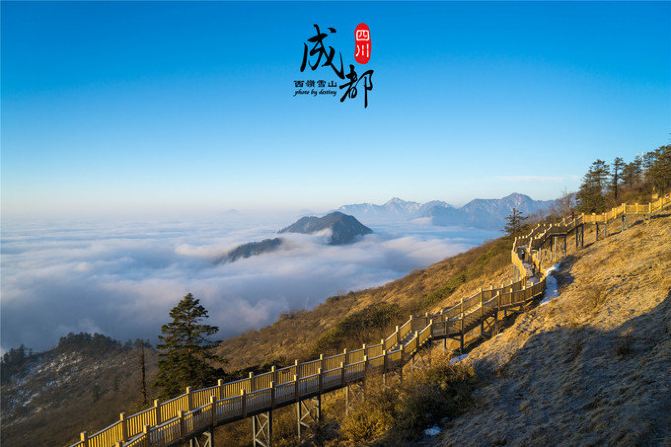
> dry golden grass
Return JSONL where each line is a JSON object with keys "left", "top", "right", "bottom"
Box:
{"left": 436, "top": 216, "right": 671, "bottom": 447}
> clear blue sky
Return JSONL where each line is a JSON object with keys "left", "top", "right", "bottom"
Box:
{"left": 2, "top": 1, "right": 670, "bottom": 217}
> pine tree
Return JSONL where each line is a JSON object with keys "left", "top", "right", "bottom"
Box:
{"left": 621, "top": 158, "right": 642, "bottom": 188}
{"left": 577, "top": 159, "right": 610, "bottom": 213}
{"left": 646, "top": 145, "right": 671, "bottom": 194}
{"left": 504, "top": 208, "right": 528, "bottom": 237}
{"left": 155, "top": 293, "right": 224, "bottom": 399}
{"left": 611, "top": 157, "right": 624, "bottom": 200}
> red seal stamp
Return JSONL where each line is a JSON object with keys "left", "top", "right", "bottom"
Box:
{"left": 354, "top": 23, "right": 371, "bottom": 64}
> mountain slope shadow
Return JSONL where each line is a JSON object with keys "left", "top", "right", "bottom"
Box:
{"left": 441, "top": 294, "right": 671, "bottom": 447}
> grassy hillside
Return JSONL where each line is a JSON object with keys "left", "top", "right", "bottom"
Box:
{"left": 432, "top": 216, "right": 671, "bottom": 446}
{"left": 6, "top": 214, "right": 667, "bottom": 447}
{"left": 1, "top": 335, "right": 158, "bottom": 447}
{"left": 1, "top": 234, "right": 513, "bottom": 447}
{"left": 215, "top": 236, "right": 513, "bottom": 372}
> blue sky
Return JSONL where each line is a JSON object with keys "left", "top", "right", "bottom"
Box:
{"left": 2, "top": 1, "right": 670, "bottom": 217}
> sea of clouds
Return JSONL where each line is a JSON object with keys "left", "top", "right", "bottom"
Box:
{"left": 0, "top": 214, "right": 500, "bottom": 352}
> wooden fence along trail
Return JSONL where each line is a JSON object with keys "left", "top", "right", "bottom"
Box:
{"left": 69, "top": 193, "right": 671, "bottom": 447}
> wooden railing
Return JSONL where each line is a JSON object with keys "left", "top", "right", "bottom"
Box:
{"left": 69, "top": 192, "right": 671, "bottom": 447}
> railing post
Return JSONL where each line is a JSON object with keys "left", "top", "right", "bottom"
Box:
{"left": 460, "top": 298, "right": 465, "bottom": 352}
{"left": 249, "top": 372, "right": 255, "bottom": 392}
{"left": 218, "top": 378, "right": 224, "bottom": 399}
{"left": 319, "top": 353, "right": 325, "bottom": 371}
{"left": 272, "top": 365, "right": 277, "bottom": 384}
{"left": 363, "top": 354, "right": 368, "bottom": 372}
{"left": 119, "top": 412, "right": 128, "bottom": 441}
{"left": 177, "top": 410, "right": 184, "bottom": 437}
{"left": 154, "top": 399, "right": 161, "bottom": 425}
{"left": 317, "top": 369, "right": 323, "bottom": 394}
{"left": 270, "top": 381, "right": 276, "bottom": 409}
{"left": 80, "top": 431, "right": 88, "bottom": 447}
{"left": 143, "top": 424, "right": 150, "bottom": 447}
{"left": 185, "top": 386, "right": 192, "bottom": 411}
{"left": 415, "top": 330, "right": 419, "bottom": 351}
{"left": 210, "top": 395, "right": 217, "bottom": 426}
{"left": 395, "top": 326, "right": 400, "bottom": 345}
{"left": 293, "top": 374, "right": 299, "bottom": 401}
{"left": 340, "top": 361, "right": 346, "bottom": 385}
{"left": 382, "top": 349, "right": 387, "bottom": 373}
{"left": 241, "top": 389, "right": 247, "bottom": 417}
{"left": 343, "top": 348, "right": 348, "bottom": 365}
{"left": 362, "top": 343, "right": 367, "bottom": 359}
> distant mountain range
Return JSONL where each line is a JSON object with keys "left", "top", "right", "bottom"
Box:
{"left": 218, "top": 194, "right": 553, "bottom": 263}
{"left": 279, "top": 211, "right": 373, "bottom": 245}
{"left": 337, "top": 193, "right": 556, "bottom": 230}
{"left": 219, "top": 212, "right": 373, "bottom": 263}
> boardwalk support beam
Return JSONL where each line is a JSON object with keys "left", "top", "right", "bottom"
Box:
{"left": 296, "top": 396, "right": 321, "bottom": 442}
{"left": 252, "top": 411, "right": 272, "bottom": 447}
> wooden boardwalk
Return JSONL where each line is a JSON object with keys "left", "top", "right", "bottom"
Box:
{"left": 69, "top": 193, "right": 671, "bottom": 447}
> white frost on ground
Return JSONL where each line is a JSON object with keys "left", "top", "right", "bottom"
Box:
{"left": 450, "top": 353, "right": 469, "bottom": 364}
{"left": 540, "top": 263, "right": 561, "bottom": 306}
{"left": 424, "top": 425, "right": 442, "bottom": 436}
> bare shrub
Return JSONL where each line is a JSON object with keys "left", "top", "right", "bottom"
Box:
{"left": 564, "top": 336, "right": 584, "bottom": 363}
{"left": 340, "top": 395, "right": 393, "bottom": 446}
{"left": 615, "top": 328, "right": 634, "bottom": 358}
{"left": 340, "top": 353, "right": 476, "bottom": 444}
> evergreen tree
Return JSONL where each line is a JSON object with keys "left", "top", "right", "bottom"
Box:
{"left": 1, "top": 345, "right": 29, "bottom": 384}
{"left": 642, "top": 150, "right": 657, "bottom": 173}
{"left": 577, "top": 159, "right": 610, "bottom": 213}
{"left": 646, "top": 145, "right": 671, "bottom": 194}
{"left": 611, "top": 157, "right": 624, "bottom": 200}
{"left": 621, "top": 158, "right": 642, "bottom": 188}
{"left": 504, "top": 208, "right": 528, "bottom": 237}
{"left": 155, "top": 293, "right": 224, "bottom": 399}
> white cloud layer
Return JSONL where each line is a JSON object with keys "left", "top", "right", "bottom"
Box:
{"left": 1, "top": 216, "right": 500, "bottom": 351}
